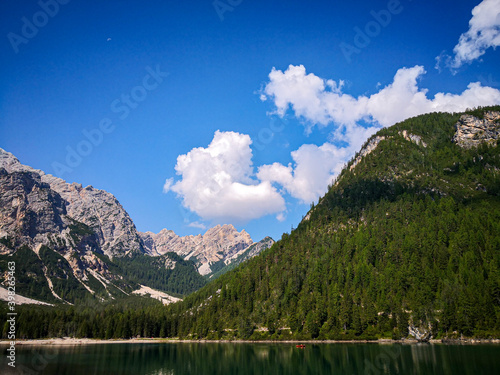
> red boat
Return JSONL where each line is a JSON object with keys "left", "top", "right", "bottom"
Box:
{"left": 296, "top": 344, "right": 306, "bottom": 348}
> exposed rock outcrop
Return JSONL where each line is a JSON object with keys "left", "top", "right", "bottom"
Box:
{"left": 350, "top": 136, "right": 386, "bottom": 171}
{"left": 225, "top": 236, "right": 274, "bottom": 265}
{"left": 208, "top": 236, "right": 275, "bottom": 278}
{"left": 0, "top": 165, "right": 120, "bottom": 303}
{"left": 452, "top": 111, "right": 500, "bottom": 149}
{"left": 399, "top": 130, "right": 427, "bottom": 147}
{"left": 140, "top": 224, "right": 254, "bottom": 276}
{"left": 0, "top": 168, "right": 67, "bottom": 246}
{"left": 0, "top": 148, "right": 144, "bottom": 258}
{"left": 409, "top": 324, "right": 432, "bottom": 342}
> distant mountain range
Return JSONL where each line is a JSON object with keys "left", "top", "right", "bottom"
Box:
{"left": 0, "top": 149, "right": 273, "bottom": 305}
{"left": 141, "top": 224, "right": 253, "bottom": 276}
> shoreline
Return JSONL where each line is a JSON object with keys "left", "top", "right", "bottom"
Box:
{"left": 1, "top": 337, "right": 499, "bottom": 346}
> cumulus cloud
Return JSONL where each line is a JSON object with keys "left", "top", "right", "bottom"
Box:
{"left": 256, "top": 123, "right": 379, "bottom": 204}
{"left": 162, "top": 177, "right": 174, "bottom": 193}
{"left": 258, "top": 143, "right": 351, "bottom": 204}
{"left": 165, "top": 130, "right": 285, "bottom": 222}
{"left": 258, "top": 64, "right": 500, "bottom": 204}
{"left": 262, "top": 65, "right": 500, "bottom": 136}
{"left": 448, "top": 0, "right": 500, "bottom": 68}
{"left": 188, "top": 221, "right": 207, "bottom": 230}
{"left": 168, "top": 64, "right": 500, "bottom": 222}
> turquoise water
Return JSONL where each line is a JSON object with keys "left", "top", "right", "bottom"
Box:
{"left": 2, "top": 342, "right": 500, "bottom": 374}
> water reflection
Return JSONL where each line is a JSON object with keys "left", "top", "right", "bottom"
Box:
{"left": 2, "top": 342, "right": 499, "bottom": 375}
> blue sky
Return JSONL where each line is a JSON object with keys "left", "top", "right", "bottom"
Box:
{"left": 1, "top": 0, "right": 500, "bottom": 242}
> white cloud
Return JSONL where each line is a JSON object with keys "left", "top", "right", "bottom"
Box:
{"left": 276, "top": 212, "right": 286, "bottom": 222}
{"left": 188, "top": 221, "right": 206, "bottom": 230}
{"left": 262, "top": 64, "right": 500, "bottom": 135}
{"left": 258, "top": 143, "right": 351, "bottom": 204}
{"left": 162, "top": 177, "right": 174, "bottom": 193}
{"left": 258, "top": 64, "right": 500, "bottom": 204}
{"left": 449, "top": 0, "right": 500, "bottom": 68}
{"left": 167, "top": 64, "right": 500, "bottom": 222}
{"left": 166, "top": 130, "right": 285, "bottom": 222}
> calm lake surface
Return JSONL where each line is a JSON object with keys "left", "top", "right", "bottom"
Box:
{"left": 2, "top": 342, "right": 500, "bottom": 374}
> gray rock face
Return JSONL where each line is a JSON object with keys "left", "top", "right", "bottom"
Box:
{"left": 452, "top": 111, "right": 500, "bottom": 149}
{"left": 0, "top": 168, "right": 68, "bottom": 251}
{"left": 0, "top": 166, "right": 116, "bottom": 302}
{"left": 41, "top": 175, "right": 144, "bottom": 258}
{"left": 399, "top": 130, "right": 427, "bottom": 147}
{"left": 223, "top": 236, "right": 274, "bottom": 267}
{"left": 409, "top": 324, "right": 432, "bottom": 342}
{"left": 140, "top": 224, "right": 254, "bottom": 276}
{"left": 350, "top": 136, "right": 386, "bottom": 172}
{"left": 0, "top": 148, "right": 144, "bottom": 258}
{"left": 140, "top": 229, "right": 181, "bottom": 256}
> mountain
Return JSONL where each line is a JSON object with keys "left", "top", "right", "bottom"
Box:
{"left": 0, "top": 149, "right": 144, "bottom": 259}
{"left": 166, "top": 107, "right": 500, "bottom": 340}
{"left": 4, "top": 107, "right": 499, "bottom": 341}
{"left": 140, "top": 225, "right": 262, "bottom": 276}
{"left": 207, "top": 236, "right": 275, "bottom": 280}
{"left": 0, "top": 165, "right": 127, "bottom": 304}
{"left": 0, "top": 148, "right": 272, "bottom": 304}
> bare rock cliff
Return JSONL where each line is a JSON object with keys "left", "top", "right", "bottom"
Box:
{"left": 452, "top": 111, "right": 500, "bottom": 149}
{"left": 0, "top": 148, "right": 144, "bottom": 258}
{"left": 0, "top": 168, "right": 68, "bottom": 251}
{"left": 140, "top": 224, "right": 254, "bottom": 276}
{"left": 0, "top": 166, "right": 118, "bottom": 303}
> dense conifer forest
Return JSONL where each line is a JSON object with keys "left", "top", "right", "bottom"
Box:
{"left": 3, "top": 107, "right": 500, "bottom": 340}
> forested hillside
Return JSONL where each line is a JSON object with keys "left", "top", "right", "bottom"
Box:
{"left": 166, "top": 108, "right": 500, "bottom": 340}
{"left": 4, "top": 107, "right": 500, "bottom": 340}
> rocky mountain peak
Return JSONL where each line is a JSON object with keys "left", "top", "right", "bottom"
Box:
{"left": 0, "top": 148, "right": 144, "bottom": 258}
{"left": 0, "top": 168, "right": 68, "bottom": 249}
{"left": 139, "top": 223, "right": 254, "bottom": 276}
{"left": 452, "top": 111, "right": 500, "bottom": 149}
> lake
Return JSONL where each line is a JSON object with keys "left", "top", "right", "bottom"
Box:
{"left": 2, "top": 342, "right": 500, "bottom": 374}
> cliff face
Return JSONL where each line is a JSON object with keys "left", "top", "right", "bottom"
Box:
{"left": 0, "top": 166, "right": 118, "bottom": 303}
{"left": 208, "top": 236, "right": 275, "bottom": 280}
{"left": 0, "top": 148, "right": 152, "bottom": 304}
{"left": 0, "top": 148, "right": 144, "bottom": 258}
{"left": 140, "top": 224, "right": 254, "bottom": 276}
{"left": 452, "top": 111, "right": 500, "bottom": 149}
{"left": 41, "top": 175, "right": 144, "bottom": 258}
{"left": 0, "top": 169, "right": 67, "bottom": 246}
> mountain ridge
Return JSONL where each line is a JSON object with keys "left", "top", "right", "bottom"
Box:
{"left": 140, "top": 224, "right": 255, "bottom": 276}
{"left": 165, "top": 107, "right": 500, "bottom": 341}
{"left": 0, "top": 148, "right": 144, "bottom": 258}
